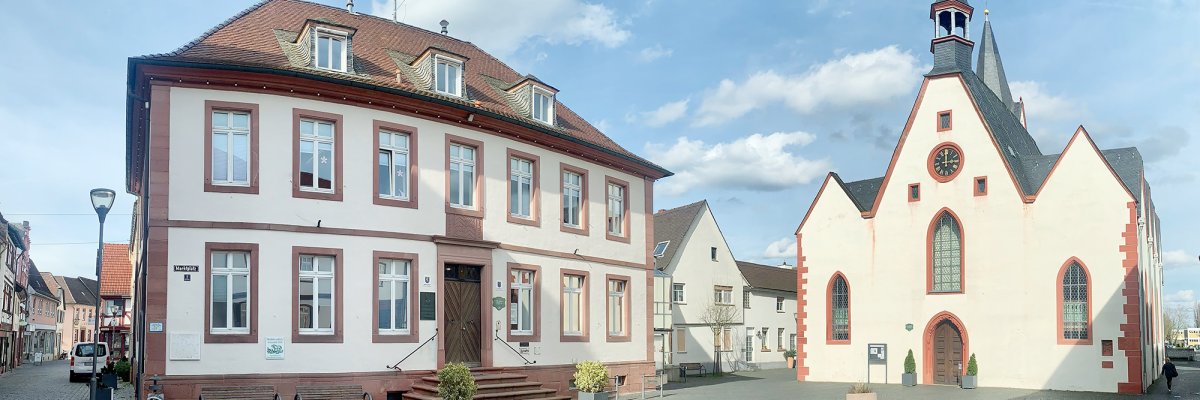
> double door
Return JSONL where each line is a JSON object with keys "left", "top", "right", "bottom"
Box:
{"left": 444, "top": 264, "right": 482, "bottom": 366}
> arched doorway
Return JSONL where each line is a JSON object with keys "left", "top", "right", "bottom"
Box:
{"left": 922, "top": 311, "right": 969, "bottom": 385}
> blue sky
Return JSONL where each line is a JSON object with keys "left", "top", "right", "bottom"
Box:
{"left": 1, "top": 0, "right": 1195, "bottom": 322}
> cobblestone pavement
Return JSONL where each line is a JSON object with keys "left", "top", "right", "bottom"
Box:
{"left": 661, "top": 359, "right": 1200, "bottom": 399}
{"left": 0, "top": 359, "right": 136, "bottom": 400}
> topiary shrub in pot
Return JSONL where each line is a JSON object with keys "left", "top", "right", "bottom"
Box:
{"left": 902, "top": 349, "right": 917, "bottom": 387}
{"left": 783, "top": 350, "right": 797, "bottom": 369}
{"left": 437, "top": 362, "right": 477, "bottom": 400}
{"left": 961, "top": 353, "right": 978, "bottom": 389}
{"left": 574, "top": 360, "right": 610, "bottom": 400}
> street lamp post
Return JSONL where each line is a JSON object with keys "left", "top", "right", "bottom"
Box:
{"left": 89, "top": 188, "right": 115, "bottom": 400}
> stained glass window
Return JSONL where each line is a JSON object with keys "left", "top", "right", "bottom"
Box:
{"left": 932, "top": 213, "right": 962, "bottom": 292}
{"left": 1062, "top": 263, "right": 1088, "bottom": 340}
{"left": 831, "top": 276, "right": 849, "bottom": 341}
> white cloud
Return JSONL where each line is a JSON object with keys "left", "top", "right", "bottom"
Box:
{"left": 1165, "top": 289, "right": 1195, "bottom": 304}
{"left": 764, "top": 237, "right": 798, "bottom": 259}
{"left": 1009, "top": 81, "right": 1082, "bottom": 125}
{"left": 1164, "top": 249, "right": 1200, "bottom": 270}
{"left": 370, "top": 0, "right": 630, "bottom": 57}
{"left": 628, "top": 99, "right": 688, "bottom": 127}
{"left": 638, "top": 44, "right": 673, "bottom": 62}
{"left": 645, "top": 131, "right": 830, "bottom": 195}
{"left": 692, "top": 46, "right": 922, "bottom": 127}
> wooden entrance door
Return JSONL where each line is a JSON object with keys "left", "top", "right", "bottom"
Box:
{"left": 444, "top": 264, "right": 482, "bottom": 366}
{"left": 932, "top": 321, "right": 963, "bottom": 385}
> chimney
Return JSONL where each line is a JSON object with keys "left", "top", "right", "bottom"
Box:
{"left": 346, "top": 0, "right": 354, "bottom": 14}
{"left": 440, "top": 20, "right": 449, "bottom": 35}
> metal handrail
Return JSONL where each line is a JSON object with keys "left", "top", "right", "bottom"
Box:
{"left": 493, "top": 332, "right": 536, "bottom": 365}
{"left": 387, "top": 329, "right": 438, "bottom": 371}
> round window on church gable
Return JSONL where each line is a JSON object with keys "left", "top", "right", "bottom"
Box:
{"left": 927, "top": 143, "right": 964, "bottom": 183}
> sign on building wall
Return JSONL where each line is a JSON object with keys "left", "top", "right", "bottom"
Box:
{"left": 419, "top": 292, "right": 436, "bottom": 321}
{"left": 265, "top": 337, "right": 284, "bottom": 360}
{"left": 868, "top": 343, "right": 887, "bottom": 364}
{"left": 168, "top": 332, "right": 201, "bottom": 360}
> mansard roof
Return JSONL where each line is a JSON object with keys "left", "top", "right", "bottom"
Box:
{"left": 652, "top": 200, "right": 708, "bottom": 270}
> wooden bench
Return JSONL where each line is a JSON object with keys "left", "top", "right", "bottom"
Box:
{"left": 294, "top": 384, "right": 373, "bottom": 400}
{"left": 198, "top": 385, "right": 279, "bottom": 400}
{"left": 678, "top": 363, "right": 706, "bottom": 381}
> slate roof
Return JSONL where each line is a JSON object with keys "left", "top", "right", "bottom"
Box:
{"left": 51, "top": 276, "right": 76, "bottom": 304}
{"left": 7, "top": 223, "right": 26, "bottom": 251}
{"left": 65, "top": 277, "right": 99, "bottom": 306}
{"left": 26, "top": 262, "right": 57, "bottom": 299}
{"left": 837, "top": 175, "right": 884, "bottom": 212}
{"left": 132, "top": 0, "right": 667, "bottom": 177}
{"left": 736, "top": 261, "right": 797, "bottom": 294}
{"left": 100, "top": 243, "right": 133, "bottom": 298}
{"left": 652, "top": 200, "right": 708, "bottom": 270}
{"left": 976, "top": 20, "right": 1015, "bottom": 113}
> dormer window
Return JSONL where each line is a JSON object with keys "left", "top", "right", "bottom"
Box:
{"left": 314, "top": 29, "right": 348, "bottom": 72}
{"left": 434, "top": 56, "right": 463, "bottom": 97}
{"left": 531, "top": 88, "right": 554, "bottom": 125}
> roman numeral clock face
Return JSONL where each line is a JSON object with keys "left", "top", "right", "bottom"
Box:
{"left": 929, "top": 145, "right": 962, "bottom": 180}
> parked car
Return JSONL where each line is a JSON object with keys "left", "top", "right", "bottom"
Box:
{"left": 68, "top": 342, "right": 109, "bottom": 382}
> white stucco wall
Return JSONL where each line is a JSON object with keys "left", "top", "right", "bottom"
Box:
{"left": 798, "top": 76, "right": 1144, "bottom": 392}
{"left": 744, "top": 289, "right": 797, "bottom": 369}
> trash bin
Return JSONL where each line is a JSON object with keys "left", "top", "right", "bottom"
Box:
{"left": 96, "top": 387, "right": 114, "bottom": 400}
{"left": 101, "top": 372, "right": 119, "bottom": 390}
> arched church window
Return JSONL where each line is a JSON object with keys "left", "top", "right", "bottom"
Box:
{"left": 1061, "top": 262, "right": 1089, "bottom": 340}
{"left": 931, "top": 212, "right": 962, "bottom": 292}
{"left": 828, "top": 274, "right": 849, "bottom": 342}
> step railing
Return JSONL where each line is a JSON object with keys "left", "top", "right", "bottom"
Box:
{"left": 493, "top": 331, "right": 536, "bottom": 365}
{"left": 386, "top": 329, "right": 438, "bottom": 371}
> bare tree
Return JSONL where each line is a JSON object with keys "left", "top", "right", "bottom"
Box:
{"left": 699, "top": 300, "right": 741, "bottom": 375}
{"left": 1194, "top": 301, "right": 1199, "bottom": 329}
{"left": 1164, "top": 305, "right": 1191, "bottom": 346}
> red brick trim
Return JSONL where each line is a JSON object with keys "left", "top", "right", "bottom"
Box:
{"left": 1102, "top": 360, "right": 1114, "bottom": 369}
{"left": 936, "top": 110, "right": 952, "bottom": 132}
{"left": 795, "top": 233, "right": 809, "bottom": 381}
{"left": 203, "top": 100, "right": 260, "bottom": 194}
{"left": 930, "top": 0, "right": 974, "bottom": 17}
{"left": 558, "top": 163, "right": 589, "bottom": 236}
{"left": 926, "top": 208, "right": 965, "bottom": 295}
{"left": 604, "top": 176, "right": 631, "bottom": 243}
{"left": 445, "top": 134, "right": 485, "bottom": 218}
{"left": 1056, "top": 257, "right": 1093, "bottom": 345}
{"left": 605, "top": 274, "right": 631, "bottom": 342}
{"left": 506, "top": 262, "right": 541, "bottom": 343}
{"left": 559, "top": 268, "right": 590, "bottom": 343}
{"left": 371, "top": 251, "right": 419, "bottom": 343}
{"left": 1116, "top": 201, "right": 1143, "bottom": 394}
{"left": 142, "top": 83, "right": 172, "bottom": 382}
{"left": 921, "top": 311, "right": 969, "bottom": 385}
{"left": 291, "top": 108, "right": 344, "bottom": 201}
{"left": 203, "top": 242, "right": 259, "bottom": 344}
{"left": 825, "top": 272, "right": 850, "bottom": 345}
{"left": 505, "top": 148, "right": 541, "bottom": 227}
{"left": 372, "top": 120, "right": 419, "bottom": 209}
{"left": 908, "top": 183, "right": 921, "bottom": 202}
{"left": 927, "top": 142, "right": 965, "bottom": 183}
{"left": 291, "top": 246, "right": 344, "bottom": 343}
{"left": 973, "top": 176, "right": 987, "bottom": 197}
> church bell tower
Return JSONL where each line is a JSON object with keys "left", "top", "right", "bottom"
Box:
{"left": 929, "top": 0, "right": 975, "bottom": 73}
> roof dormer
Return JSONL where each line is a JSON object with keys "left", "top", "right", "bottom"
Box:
{"left": 280, "top": 19, "right": 359, "bottom": 74}
{"left": 395, "top": 47, "right": 471, "bottom": 99}
{"left": 502, "top": 75, "right": 559, "bottom": 126}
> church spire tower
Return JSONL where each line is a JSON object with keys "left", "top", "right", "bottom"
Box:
{"left": 929, "top": 0, "right": 976, "bottom": 73}
{"left": 976, "top": 8, "right": 1018, "bottom": 114}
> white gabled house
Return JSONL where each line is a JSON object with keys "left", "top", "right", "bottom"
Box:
{"left": 737, "top": 261, "right": 798, "bottom": 370}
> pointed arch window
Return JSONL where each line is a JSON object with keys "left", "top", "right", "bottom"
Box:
{"left": 1057, "top": 259, "right": 1092, "bottom": 344}
{"left": 827, "top": 273, "right": 850, "bottom": 344}
{"left": 929, "top": 211, "right": 963, "bottom": 293}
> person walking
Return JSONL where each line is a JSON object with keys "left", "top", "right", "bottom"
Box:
{"left": 1163, "top": 359, "right": 1179, "bottom": 393}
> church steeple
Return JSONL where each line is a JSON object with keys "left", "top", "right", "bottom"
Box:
{"left": 929, "top": 0, "right": 975, "bottom": 73}
{"left": 976, "top": 8, "right": 1017, "bottom": 114}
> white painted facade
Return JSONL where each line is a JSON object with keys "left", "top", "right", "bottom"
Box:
{"left": 742, "top": 287, "right": 797, "bottom": 370}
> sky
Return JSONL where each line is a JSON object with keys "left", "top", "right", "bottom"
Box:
{"left": 0, "top": 0, "right": 1196, "bottom": 321}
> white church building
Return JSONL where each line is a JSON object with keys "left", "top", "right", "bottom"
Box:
{"left": 794, "top": 0, "right": 1164, "bottom": 394}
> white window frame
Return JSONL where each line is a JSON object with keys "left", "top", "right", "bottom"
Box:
{"left": 449, "top": 143, "right": 476, "bottom": 208}
{"left": 608, "top": 279, "right": 627, "bottom": 336}
{"left": 377, "top": 259, "right": 411, "bottom": 334}
{"left": 378, "top": 130, "right": 410, "bottom": 200}
{"left": 510, "top": 269, "right": 535, "bottom": 335}
{"left": 606, "top": 183, "right": 625, "bottom": 236}
{"left": 314, "top": 28, "right": 349, "bottom": 72}
{"left": 743, "top": 288, "right": 752, "bottom": 309}
{"left": 562, "top": 171, "right": 583, "bottom": 227}
{"left": 531, "top": 87, "right": 554, "bottom": 124}
{"left": 434, "top": 55, "right": 463, "bottom": 97}
{"left": 509, "top": 157, "right": 534, "bottom": 219}
{"left": 776, "top": 297, "right": 785, "bottom": 313}
{"left": 744, "top": 328, "right": 755, "bottom": 362}
{"left": 298, "top": 255, "right": 336, "bottom": 334}
{"left": 299, "top": 119, "right": 336, "bottom": 192}
{"left": 563, "top": 274, "right": 584, "bottom": 336}
{"left": 714, "top": 287, "right": 732, "bottom": 305}
{"left": 210, "top": 251, "right": 250, "bottom": 334}
{"left": 210, "top": 110, "right": 251, "bottom": 186}
{"left": 671, "top": 283, "right": 685, "bottom": 304}
{"left": 777, "top": 328, "right": 785, "bottom": 350}
{"left": 790, "top": 334, "right": 797, "bottom": 351}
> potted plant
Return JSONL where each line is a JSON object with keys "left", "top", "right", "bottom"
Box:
{"left": 902, "top": 350, "right": 917, "bottom": 387}
{"left": 961, "top": 353, "right": 978, "bottom": 389}
{"left": 846, "top": 383, "right": 877, "bottom": 400}
{"left": 783, "top": 350, "right": 797, "bottom": 369}
{"left": 437, "top": 362, "right": 477, "bottom": 400}
{"left": 114, "top": 360, "right": 131, "bottom": 382}
{"left": 574, "top": 360, "right": 610, "bottom": 400}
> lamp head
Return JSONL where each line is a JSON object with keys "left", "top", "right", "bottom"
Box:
{"left": 90, "top": 188, "right": 116, "bottom": 220}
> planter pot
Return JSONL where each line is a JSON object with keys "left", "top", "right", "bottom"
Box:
{"left": 846, "top": 393, "right": 878, "bottom": 400}
{"left": 902, "top": 373, "right": 917, "bottom": 387}
{"left": 579, "top": 391, "right": 610, "bottom": 400}
{"left": 785, "top": 356, "right": 795, "bottom": 368}
{"left": 961, "top": 375, "right": 977, "bottom": 389}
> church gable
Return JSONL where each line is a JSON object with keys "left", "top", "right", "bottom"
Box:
{"left": 1027, "top": 127, "right": 1138, "bottom": 204}
{"left": 797, "top": 173, "right": 871, "bottom": 234}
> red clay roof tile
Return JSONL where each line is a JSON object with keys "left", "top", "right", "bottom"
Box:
{"left": 100, "top": 243, "right": 133, "bottom": 298}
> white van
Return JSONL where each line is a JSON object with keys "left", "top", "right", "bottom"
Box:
{"left": 68, "top": 342, "right": 109, "bottom": 382}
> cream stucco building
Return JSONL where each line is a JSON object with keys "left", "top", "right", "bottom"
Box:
{"left": 794, "top": 1, "right": 1164, "bottom": 394}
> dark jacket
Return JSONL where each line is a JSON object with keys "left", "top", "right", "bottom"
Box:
{"left": 1163, "top": 363, "right": 1178, "bottom": 378}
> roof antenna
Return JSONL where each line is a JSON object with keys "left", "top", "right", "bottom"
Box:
{"left": 440, "top": 19, "right": 449, "bottom": 35}
{"left": 346, "top": 0, "right": 354, "bottom": 14}
{"left": 392, "top": 0, "right": 398, "bottom": 22}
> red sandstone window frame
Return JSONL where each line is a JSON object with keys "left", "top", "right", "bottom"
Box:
{"left": 974, "top": 176, "right": 987, "bottom": 196}
{"left": 506, "top": 149, "right": 541, "bottom": 227}
{"left": 926, "top": 208, "right": 965, "bottom": 295}
{"left": 1056, "top": 257, "right": 1093, "bottom": 345}
{"left": 204, "top": 101, "right": 260, "bottom": 194}
{"left": 203, "top": 242, "right": 258, "bottom": 344}
{"left": 506, "top": 262, "right": 541, "bottom": 342}
{"left": 605, "top": 274, "right": 632, "bottom": 342}
{"left": 445, "top": 134, "right": 485, "bottom": 217}
{"left": 291, "top": 246, "right": 344, "bottom": 343}
{"left": 826, "top": 272, "right": 850, "bottom": 345}
{"left": 908, "top": 183, "right": 920, "bottom": 202}
{"left": 372, "top": 120, "right": 419, "bottom": 209}
{"left": 926, "top": 142, "right": 965, "bottom": 183}
{"left": 560, "top": 268, "right": 590, "bottom": 343}
{"left": 292, "top": 108, "right": 344, "bottom": 201}
{"left": 604, "top": 176, "right": 631, "bottom": 243}
{"left": 559, "top": 163, "right": 589, "bottom": 236}
{"left": 936, "top": 110, "right": 953, "bottom": 132}
{"left": 372, "top": 251, "right": 420, "bottom": 343}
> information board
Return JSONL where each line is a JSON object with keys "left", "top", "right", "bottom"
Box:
{"left": 419, "top": 292, "right": 436, "bottom": 320}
